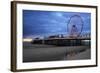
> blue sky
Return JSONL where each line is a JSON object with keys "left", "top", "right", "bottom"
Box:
{"left": 23, "top": 10, "right": 91, "bottom": 38}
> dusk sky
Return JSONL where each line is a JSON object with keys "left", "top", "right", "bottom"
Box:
{"left": 23, "top": 10, "right": 91, "bottom": 38}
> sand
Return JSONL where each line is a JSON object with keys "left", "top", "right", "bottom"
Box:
{"left": 23, "top": 42, "right": 90, "bottom": 62}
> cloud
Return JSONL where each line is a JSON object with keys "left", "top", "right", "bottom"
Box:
{"left": 23, "top": 10, "right": 91, "bottom": 37}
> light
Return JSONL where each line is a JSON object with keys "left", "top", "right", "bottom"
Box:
{"left": 82, "top": 40, "right": 90, "bottom": 42}
{"left": 23, "top": 38, "right": 33, "bottom": 42}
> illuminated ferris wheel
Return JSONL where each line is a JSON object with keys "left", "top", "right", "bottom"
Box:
{"left": 67, "top": 15, "right": 84, "bottom": 38}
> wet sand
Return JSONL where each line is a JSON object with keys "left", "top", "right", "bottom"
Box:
{"left": 23, "top": 42, "right": 90, "bottom": 62}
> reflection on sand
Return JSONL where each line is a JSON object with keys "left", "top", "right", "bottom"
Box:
{"left": 23, "top": 39, "right": 91, "bottom": 62}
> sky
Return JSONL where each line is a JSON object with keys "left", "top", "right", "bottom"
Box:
{"left": 23, "top": 10, "right": 91, "bottom": 38}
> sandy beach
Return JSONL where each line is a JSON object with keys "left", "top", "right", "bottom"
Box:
{"left": 23, "top": 42, "right": 90, "bottom": 62}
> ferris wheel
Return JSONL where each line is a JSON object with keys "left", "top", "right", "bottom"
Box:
{"left": 67, "top": 15, "right": 84, "bottom": 38}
